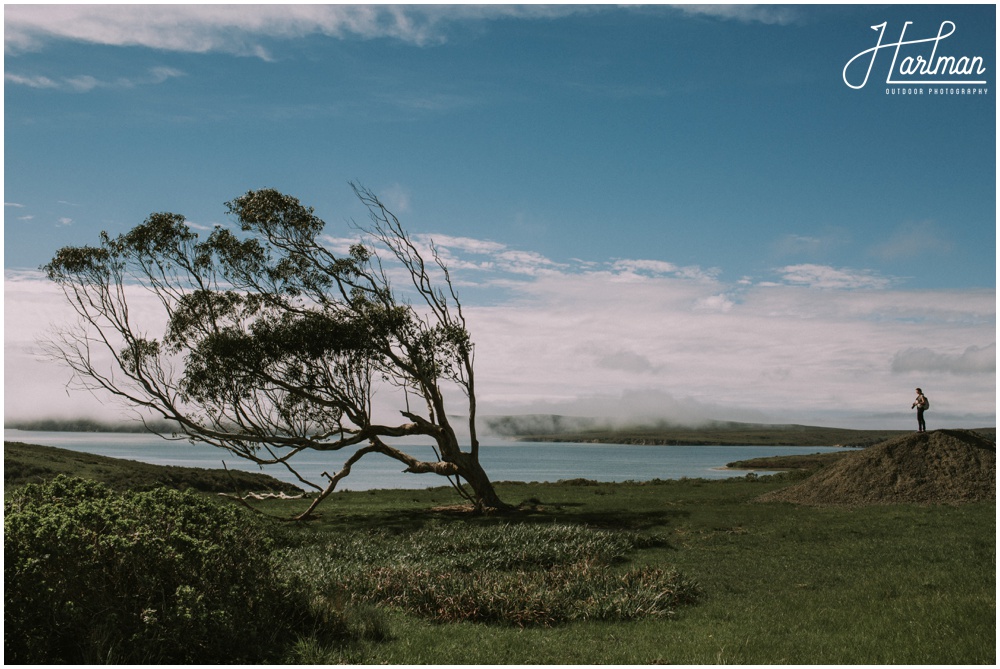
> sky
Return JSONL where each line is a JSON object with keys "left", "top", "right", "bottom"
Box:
{"left": 4, "top": 3, "right": 997, "bottom": 431}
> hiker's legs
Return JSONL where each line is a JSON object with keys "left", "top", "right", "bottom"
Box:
{"left": 917, "top": 408, "right": 926, "bottom": 432}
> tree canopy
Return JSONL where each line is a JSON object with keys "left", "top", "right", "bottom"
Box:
{"left": 44, "top": 185, "right": 506, "bottom": 517}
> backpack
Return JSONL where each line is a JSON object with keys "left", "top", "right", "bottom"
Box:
{"left": 920, "top": 395, "right": 930, "bottom": 410}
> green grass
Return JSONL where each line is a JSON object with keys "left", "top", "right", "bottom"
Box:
{"left": 284, "top": 523, "right": 699, "bottom": 628}
{"left": 5, "top": 442, "right": 994, "bottom": 664}
{"left": 263, "top": 476, "right": 994, "bottom": 664}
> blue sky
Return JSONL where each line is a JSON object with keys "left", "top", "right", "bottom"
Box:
{"left": 4, "top": 4, "right": 996, "bottom": 428}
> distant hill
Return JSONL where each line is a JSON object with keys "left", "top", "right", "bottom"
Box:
{"left": 6, "top": 417, "right": 179, "bottom": 434}
{"left": 486, "top": 415, "right": 996, "bottom": 448}
{"left": 4, "top": 441, "right": 303, "bottom": 494}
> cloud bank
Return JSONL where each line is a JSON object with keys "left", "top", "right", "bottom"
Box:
{"left": 891, "top": 344, "right": 995, "bottom": 376}
{"left": 7, "top": 231, "right": 994, "bottom": 430}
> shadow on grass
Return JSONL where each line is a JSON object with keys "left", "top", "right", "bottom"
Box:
{"left": 297, "top": 495, "right": 691, "bottom": 540}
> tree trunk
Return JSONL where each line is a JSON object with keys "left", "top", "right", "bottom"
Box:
{"left": 455, "top": 453, "right": 511, "bottom": 512}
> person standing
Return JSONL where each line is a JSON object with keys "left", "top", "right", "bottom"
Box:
{"left": 911, "top": 388, "right": 929, "bottom": 432}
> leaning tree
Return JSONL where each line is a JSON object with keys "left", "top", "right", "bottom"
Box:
{"left": 43, "top": 185, "right": 508, "bottom": 518}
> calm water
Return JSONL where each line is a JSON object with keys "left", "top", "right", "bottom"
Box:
{"left": 5, "top": 429, "right": 845, "bottom": 491}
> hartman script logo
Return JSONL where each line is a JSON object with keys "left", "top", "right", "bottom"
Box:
{"left": 843, "top": 21, "right": 987, "bottom": 89}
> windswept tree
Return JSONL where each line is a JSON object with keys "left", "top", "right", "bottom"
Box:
{"left": 43, "top": 185, "right": 508, "bottom": 518}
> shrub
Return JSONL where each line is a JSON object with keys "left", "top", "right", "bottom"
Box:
{"left": 4, "top": 476, "right": 303, "bottom": 663}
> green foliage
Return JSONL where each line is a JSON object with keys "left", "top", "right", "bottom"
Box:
{"left": 284, "top": 523, "right": 700, "bottom": 627}
{"left": 4, "top": 476, "right": 304, "bottom": 663}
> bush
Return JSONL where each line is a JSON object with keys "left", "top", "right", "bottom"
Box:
{"left": 4, "top": 476, "right": 303, "bottom": 663}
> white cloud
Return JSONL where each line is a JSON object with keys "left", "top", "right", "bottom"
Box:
{"left": 582, "top": 343, "right": 665, "bottom": 376}
{"left": 418, "top": 234, "right": 568, "bottom": 277}
{"left": 891, "top": 344, "right": 996, "bottom": 376}
{"left": 694, "top": 293, "right": 735, "bottom": 312}
{"left": 6, "top": 240, "right": 995, "bottom": 430}
{"left": 777, "top": 263, "right": 893, "bottom": 290}
{"left": 4, "top": 5, "right": 592, "bottom": 56}
{"left": 464, "top": 264, "right": 994, "bottom": 427}
{"left": 426, "top": 235, "right": 507, "bottom": 256}
{"left": 4, "top": 270, "right": 173, "bottom": 423}
{"left": 611, "top": 258, "right": 679, "bottom": 275}
{"left": 610, "top": 258, "right": 719, "bottom": 282}
{"left": 5, "top": 66, "right": 184, "bottom": 92}
{"left": 670, "top": 5, "right": 802, "bottom": 26}
{"left": 56, "top": 217, "right": 73, "bottom": 227}
{"left": 4, "top": 72, "right": 59, "bottom": 88}
{"left": 5, "top": 202, "right": 26, "bottom": 208}
{"left": 182, "top": 220, "right": 217, "bottom": 233}
{"left": 319, "top": 234, "right": 364, "bottom": 256}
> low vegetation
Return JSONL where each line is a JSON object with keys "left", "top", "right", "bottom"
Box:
{"left": 4, "top": 440, "right": 994, "bottom": 664}
{"left": 4, "top": 441, "right": 302, "bottom": 494}
{"left": 4, "top": 476, "right": 307, "bottom": 663}
{"left": 286, "top": 523, "right": 699, "bottom": 627}
{"left": 727, "top": 450, "right": 853, "bottom": 472}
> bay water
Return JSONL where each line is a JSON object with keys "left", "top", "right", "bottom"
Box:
{"left": 5, "top": 429, "right": 845, "bottom": 491}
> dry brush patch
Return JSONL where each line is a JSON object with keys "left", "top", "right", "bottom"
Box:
{"left": 284, "top": 523, "right": 700, "bottom": 627}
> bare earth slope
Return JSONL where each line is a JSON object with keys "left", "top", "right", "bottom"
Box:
{"left": 758, "top": 429, "right": 995, "bottom": 506}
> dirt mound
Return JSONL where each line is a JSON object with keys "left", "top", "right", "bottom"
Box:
{"left": 758, "top": 429, "right": 995, "bottom": 506}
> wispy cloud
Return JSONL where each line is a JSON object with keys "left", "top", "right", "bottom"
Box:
{"left": 5, "top": 5, "right": 592, "bottom": 57}
{"left": 183, "top": 220, "right": 217, "bottom": 233}
{"left": 776, "top": 263, "right": 893, "bottom": 290}
{"left": 772, "top": 229, "right": 850, "bottom": 258}
{"left": 891, "top": 343, "right": 995, "bottom": 376}
{"left": 670, "top": 4, "right": 802, "bottom": 26}
{"left": 611, "top": 258, "right": 720, "bottom": 282}
{"left": 5, "top": 66, "right": 184, "bottom": 92}
{"left": 870, "top": 220, "right": 955, "bottom": 261}
{"left": 5, "top": 202, "right": 35, "bottom": 222}
{"left": 416, "top": 234, "right": 568, "bottom": 278}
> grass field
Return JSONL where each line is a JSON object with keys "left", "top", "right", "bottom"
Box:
{"left": 273, "top": 480, "right": 995, "bottom": 664}
{"left": 5, "top": 441, "right": 995, "bottom": 664}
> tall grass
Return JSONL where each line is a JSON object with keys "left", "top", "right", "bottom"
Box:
{"left": 284, "top": 523, "right": 700, "bottom": 627}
